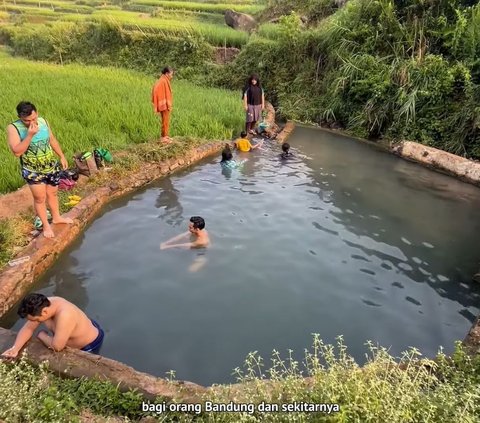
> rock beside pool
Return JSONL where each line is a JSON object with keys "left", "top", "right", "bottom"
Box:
{"left": 225, "top": 9, "right": 257, "bottom": 32}
{"left": 464, "top": 316, "right": 480, "bottom": 354}
{"left": 392, "top": 141, "right": 480, "bottom": 186}
{"left": 473, "top": 272, "right": 480, "bottom": 284}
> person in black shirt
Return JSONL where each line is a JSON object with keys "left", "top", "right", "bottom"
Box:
{"left": 242, "top": 74, "right": 265, "bottom": 135}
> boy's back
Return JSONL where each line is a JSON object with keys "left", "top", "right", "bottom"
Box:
{"left": 235, "top": 137, "right": 252, "bottom": 152}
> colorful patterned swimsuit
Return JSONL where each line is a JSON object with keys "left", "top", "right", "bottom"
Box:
{"left": 11, "top": 117, "right": 60, "bottom": 186}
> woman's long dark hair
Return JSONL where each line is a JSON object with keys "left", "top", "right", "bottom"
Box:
{"left": 221, "top": 144, "right": 233, "bottom": 162}
{"left": 242, "top": 73, "right": 262, "bottom": 98}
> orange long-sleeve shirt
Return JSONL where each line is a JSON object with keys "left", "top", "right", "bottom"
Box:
{"left": 152, "top": 75, "right": 173, "bottom": 113}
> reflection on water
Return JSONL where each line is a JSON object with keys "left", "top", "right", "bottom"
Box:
{"left": 155, "top": 177, "right": 183, "bottom": 227}
{"left": 2, "top": 125, "right": 480, "bottom": 386}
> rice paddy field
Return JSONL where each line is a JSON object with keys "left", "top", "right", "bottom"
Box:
{"left": 0, "top": 0, "right": 266, "bottom": 47}
{"left": 0, "top": 51, "right": 245, "bottom": 193}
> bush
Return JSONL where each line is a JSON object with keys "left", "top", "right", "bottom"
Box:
{"left": 224, "top": 0, "right": 480, "bottom": 158}
{"left": 3, "top": 20, "right": 213, "bottom": 71}
{"left": 1, "top": 339, "right": 479, "bottom": 422}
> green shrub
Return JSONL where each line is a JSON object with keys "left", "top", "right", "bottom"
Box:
{"left": 1, "top": 339, "right": 478, "bottom": 422}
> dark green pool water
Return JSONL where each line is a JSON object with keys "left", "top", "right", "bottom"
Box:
{"left": 2, "top": 126, "right": 480, "bottom": 386}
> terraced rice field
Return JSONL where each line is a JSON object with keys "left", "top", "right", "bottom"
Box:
{"left": 0, "top": 0, "right": 266, "bottom": 47}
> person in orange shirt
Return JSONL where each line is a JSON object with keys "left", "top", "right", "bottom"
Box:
{"left": 234, "top": 131, "right": 263, "bottom": 152}
{"left": 152, "top": 67, "right": 174, "bottom": 144}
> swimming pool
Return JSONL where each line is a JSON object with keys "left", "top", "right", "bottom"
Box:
{"left": 2, "top": 125, "right": 480, "bottom": 386}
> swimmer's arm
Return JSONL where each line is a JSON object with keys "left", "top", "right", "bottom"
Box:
{"left": 1, "top": 320, "right": 40, "bottom": 358}
{"left": 160, "top": 232, "right": 190, "bottom": 249}
{"left": 161, "top": 242, "right": 195, "bottom": 249}
{"left": 251, "top": 141, "right": 263, "bottom": 150}
{"left": 161, "top": 238, "right": 208, "bottom": 249}
{"left": 38, "top": 315, "right": 74, "bottom": 352}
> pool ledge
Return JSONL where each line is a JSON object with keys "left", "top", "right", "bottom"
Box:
{"left": 391, "top": 141, "right": 480, "bottom": 187}
{"left": 296, "top": 124, "right": 480, "bottom": 187}
{"left": 0, "top": 327, "right": 206, "bottom": 402}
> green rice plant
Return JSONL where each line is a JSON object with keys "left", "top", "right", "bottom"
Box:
{"left": 169, "top": 0, "right": 260, "bottom": 3}
{"left": 7, "top": 0, "right": 94, "bottom": 13}
{"left": 3, "top": 4, "right": 58, "bottom": 15}
{"left": 131, "top": 0, "right": 264, "bottom": 15}
{"left": 86, "top": 9, "right": 249, "bottom": 46}
{"left": 0, "top": 51, "right": 244, "bottom": 193}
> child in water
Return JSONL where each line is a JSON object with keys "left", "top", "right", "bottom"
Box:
{"left": 234, "top": 131, "right": 263, "bottom": 152}
{"left": 280, "top": 142, "right": 293, "bottom": 159}
{"left": 220, "top": 144, "right": 245, "bottom": 170}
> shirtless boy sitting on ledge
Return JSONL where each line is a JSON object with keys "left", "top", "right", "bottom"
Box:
{"left": 160, "top": 216, "right": 210, "bottom": 250}
{"left": 1, "top": 293, "right": 104, "bottom": 357}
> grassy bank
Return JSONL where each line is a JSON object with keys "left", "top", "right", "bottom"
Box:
{"left": 0, "top": 51, "right": 244, "bottom": 193}
{"left": 1, "top": 339, "right": 479, "bottom": 422}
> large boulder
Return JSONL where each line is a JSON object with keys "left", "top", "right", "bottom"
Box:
{"left": 225, "top": 9, "right": 256, "bottom": 32}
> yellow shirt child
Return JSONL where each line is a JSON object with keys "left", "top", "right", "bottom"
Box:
{"left": 235, "top": 137, "right": 253, "bottom": 152}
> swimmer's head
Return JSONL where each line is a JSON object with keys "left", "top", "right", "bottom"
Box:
{"left": 221, "top": 146, "right": 233, "bottom": 162}
{"left": 189, "top": 216, "right": 205, "bottom": 233}
{"left": 282, "top": 142, "right": 290, "bottom": 153}
{"left": 18, "top": 293, "right": 51, "bottom": 322}
{"left": 241, "top": 131, "right": 247, "bottom": 138}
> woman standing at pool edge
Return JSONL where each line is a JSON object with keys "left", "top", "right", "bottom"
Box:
{"left": 152, "top": 66, "right": 174, "bottom": 144}
{"left": 243, "top": 74, "right": 265, "bottom": 135}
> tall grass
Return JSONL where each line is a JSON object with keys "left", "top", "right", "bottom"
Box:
{"left": 256, "top": 22, "right": 282, "bottom": 39}
{"left": 0, "top": 51, "right": 244, "bottom": 193}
